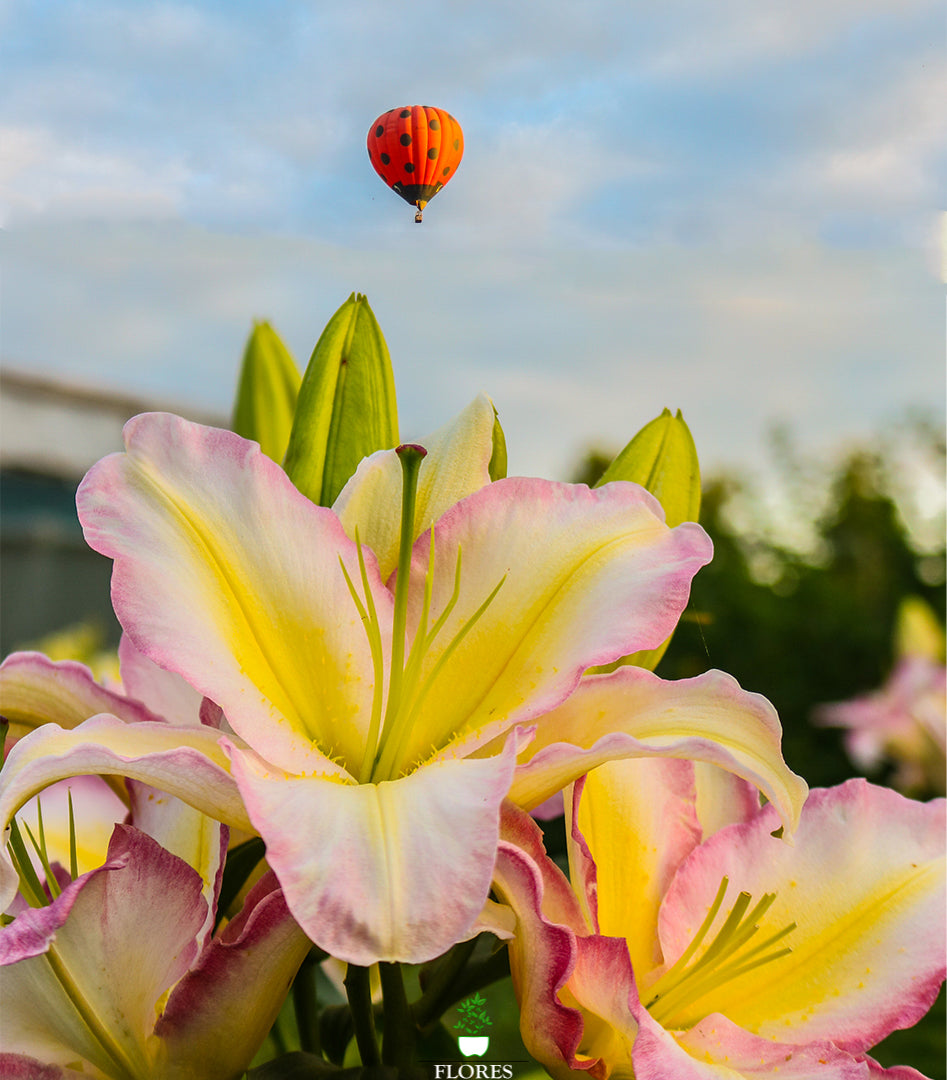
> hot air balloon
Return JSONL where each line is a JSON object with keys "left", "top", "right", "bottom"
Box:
{"left": 367, "top": 106, "right": 464, "bottom": 223}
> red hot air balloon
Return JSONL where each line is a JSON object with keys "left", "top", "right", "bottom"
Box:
{"left": 367, "top": 106, "right": 464, "bottom": 222}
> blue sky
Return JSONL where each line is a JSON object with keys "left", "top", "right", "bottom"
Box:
{"left": 1, "top": 0, "right": 944, "bottom": 481}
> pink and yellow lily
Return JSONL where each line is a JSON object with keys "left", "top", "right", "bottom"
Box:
{"left": 0, "top": 397, "right": 807, "bottom": 966}
{"left": 495, "top": 764, "right": 946, "bottom": 1079}
{"left": 0, "top": 654, "right": 311, "bottom": 1079}
{"left": 0, "top": 823, "right": 311, "bottom": 1080}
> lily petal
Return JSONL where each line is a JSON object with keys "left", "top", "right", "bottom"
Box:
{"left": 117, "top": 634, "right": 204, "bottom": 728}
{"left": 0, "top": 717, "right": 251, "bottom": 912}
{"left": 864, "top": 1059, "right": 929, "bottom": 1079}
{"left": 334, "top": 393, "right": 497, "bottom": 579}
{"left": 692, "top": 762, "right": 762, "bottom": 839}
{"left": 401, "top": 479, "right": 712, "bottom": 768}
{"left": 571, "top": 759, "right": 701, "bottom": 977}
{"left": 127, "top": 780, "right": 227, "bottom": 948}
{"left": 0, "top": 825, "right": 206, "bottom": 1078}
{"left": 77, "top": 412, "right": 391, "bottom": 777}
{"left": 153, "top": 870, "right": 312, "bottom": 1076}
{"left": 0, "top": 1055, "right": 75, "bottom": 1079}
{"left": 507, "top": 667, "right": 808, "bottom": 835}
{"left": 223, "top": 729, "right": 527, "bottom": 964}
{"left": 657, "top": 780, "right": 946, "bottom": 1050}
{"left": 632, "top": 1007, "right": 869, "bottom": 1079}
{"left": 492, "top": 832, "right": 588, "bottom": 1078}
{"left": 0, "top": 652, "right": 163, "bottom": 740}
{"left": 495, "top": 804, "right": 640, "bottom": 1079}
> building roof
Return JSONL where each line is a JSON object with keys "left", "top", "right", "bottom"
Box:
{"left": 0, "top": 367, "right": 226, "bottom": 480}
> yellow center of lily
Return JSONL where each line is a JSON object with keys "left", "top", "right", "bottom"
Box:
{"left": 340, "top": 445, "right": 505, "bottom": 783}
{"left": 645, "top": 876, "right": 796, "bottom": 1031}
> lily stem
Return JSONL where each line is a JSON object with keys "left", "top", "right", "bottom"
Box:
{"left": 380, "top": 961, "right": 415, "bottom": 1067}
{"left": 293, "top": 948, "right": 322, "bottom": 1054}
{"left": 446, "top": 946, "right": 511, "bottom": 1011}
{"left": 344, "top": 964, "right": 381, "bottom": 1066}
{"left": 414, "top": 936, "right": 479, "bottom": 1033}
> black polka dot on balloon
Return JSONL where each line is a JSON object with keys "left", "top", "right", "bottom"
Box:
{"left": 453, "top": 139, "right": 460, "bottom": 150}
{"left": 427, "top": 147, "right": 438, "bottom": 159}
{"left": 400, "top": 133, "right": 411, "bottom": 146}
{"left": 429, "top": 118, "right": 440, "bottom": 131}
{"left": 375, "top": 125, "right": 384, "bottom": 138}
{"left": 380, "top": 153, "right": 390, "bottom": 165}
{"left": 400, "top": 109, "right": 410, "bottom": 118}
{"left": 442, "top": 166, "right": 451, "bottom": 176}
{"left": 404, "top": 162, "right": 414, "bottom": 173}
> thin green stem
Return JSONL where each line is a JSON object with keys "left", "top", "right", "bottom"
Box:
{"left": 344, "top": 964, "right": 381, "bottom": 1066}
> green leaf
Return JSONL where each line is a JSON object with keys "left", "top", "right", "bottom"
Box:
{"left": 593, "top": 408, "right": 701, "bottom": 673}
{"left": 283, "top": 294, "right": 399, "bottom": 507}
{"left": 232, "top": 321, "right": 302, "bottom": 463}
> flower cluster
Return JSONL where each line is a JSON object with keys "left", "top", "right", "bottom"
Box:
{"left": 1, "top": 296, "right": 943, "bottom": 1079}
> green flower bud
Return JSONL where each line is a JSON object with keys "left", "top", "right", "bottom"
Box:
{"left": 594, "top": 408, "right": 701, "bottom": 673}
{"left": 231, "top": 321, "right": 301, "bottom": 463}
{"left": 283, "top": 293, "right": 399, "bottom": 507}
{"left": 596, "top": 407, "right": 700, "bottom": 528}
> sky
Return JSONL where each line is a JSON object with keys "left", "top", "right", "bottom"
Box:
{"left": 1, "top": 0, "right": 944, "bottom": 484}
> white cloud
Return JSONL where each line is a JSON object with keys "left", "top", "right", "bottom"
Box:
{"left": 814, "top": 63, "right": 946, "bottom": 205}
{"left": 640, "top": 0, "right": 938, "bottom": 77}
{"left": 0, "top": 125, "right": 189, "bottom": 225}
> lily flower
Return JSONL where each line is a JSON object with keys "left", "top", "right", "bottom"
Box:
{"left": 0, "top": 824, "right": 312, "bottom": 1080}
{"left": 1, "top": 642, "right": 233, "bottom": 923}
{"left": 815, "top": 600, "right": 947, "bottom": 797}
{"left": 1, "top": 650, "right": 312, "bottom": 1079}
{"left": 494, "top": 767, "right": 946, "bottom": 1078}
{"left": 0, "top": 398, "right": 806, "bottom": 965}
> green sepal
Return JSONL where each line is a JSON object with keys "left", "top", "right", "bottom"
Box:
{"left": 593, "top": 408, "right": 701, "bottom": 673}
{"left": 488, "top": 407, "right": 508, "bottom": 481}
{"left": 232, "top": 321, "right": 302, "bottom": 463}
{"left": 283, "top": 294, "right": 399, "bottom": 507}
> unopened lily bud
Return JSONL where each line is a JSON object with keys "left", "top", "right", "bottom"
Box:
{"left": 596, "top": 406, "right": 701, "bottom": 528}
{"left": 231, "top": 320, "right": 301, "bottom": 463}
{"left": 593, "top": 407, "right": 701, "bottom": 672}
{"left": 284, "top": 293, "right": 399, "bottom": 506}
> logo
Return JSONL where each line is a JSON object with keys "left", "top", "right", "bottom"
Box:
{"left": 432, "top": 1066, "right": 513, "bottom": 1079}
{"left": 453, "top": 992, "right": 492, "bottom": 1058}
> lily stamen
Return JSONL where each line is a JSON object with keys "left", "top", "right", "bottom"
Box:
{"left": 646, "top": 876, "right": 796, "bottom": 1029}
{"left": 342, "top": 445, "right": 506, "bottom": 783}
